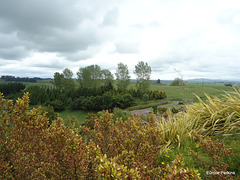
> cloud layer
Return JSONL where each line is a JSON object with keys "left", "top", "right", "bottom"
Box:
{"left": 0, "top": 0, "right": 240, "bottom": 80}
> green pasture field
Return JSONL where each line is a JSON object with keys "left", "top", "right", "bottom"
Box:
{"left": 130, "top": 82, "right": 235, "bottom": 102}
{"left": 155, "top": 84, "right": 233, "bottom": 101}
{"left": 58, "top": 109, "right": 91, "bottom": 125}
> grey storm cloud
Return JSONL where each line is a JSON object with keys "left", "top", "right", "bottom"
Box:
{"left": 0, "top": 0, "right": 119, "bottom": 60}
{"left": 101, "top": 7, "right": 119, "bottom": 27}
{"left": 1, "top": 0, "right": 240, "bottom": 80}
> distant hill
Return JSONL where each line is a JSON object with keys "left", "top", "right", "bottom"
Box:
{"left": 186, "top": 78, "right": 240, "bottom": 83}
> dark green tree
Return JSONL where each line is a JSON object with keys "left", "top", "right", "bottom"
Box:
{"left": 54, "top": 72, "right": 64, "bottom": 89}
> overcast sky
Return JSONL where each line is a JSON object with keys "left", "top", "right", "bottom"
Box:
{"left": 0, "top": 0, "right": 240, "bottom": 80}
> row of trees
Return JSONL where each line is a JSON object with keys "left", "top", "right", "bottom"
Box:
{"left": 25, "top": 85, "right": 136, "bottom": 112}
{"left": 0, "top": 61, "right": 165, "bottom": 112}
{"left": 0, "top": 82, "right": 25, "bottom": 96}
{"left": 25, "top": 86, "right": 166, "bottom": 112}
{"left": 54, "top": 61, "right": 152, "bottom": 95}
{"left": 0, "top": 75, "right": 40, "bottom": 83}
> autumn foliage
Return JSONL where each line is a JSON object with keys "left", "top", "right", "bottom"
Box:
{"left": 0, "top": 93, "right": 201, "bottom": 179}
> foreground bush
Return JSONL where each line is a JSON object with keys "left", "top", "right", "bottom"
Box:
{"left": 2, "top": 90, "right": 238, "bottom": 179}
{"left": 0, "top": 93, "right": 201, "bottom": 179}
{"left": 81, "top": 112, "right": 164, "bottom": 178}
{"left": 0, "top": 93, "right": 89, "bottom": 179}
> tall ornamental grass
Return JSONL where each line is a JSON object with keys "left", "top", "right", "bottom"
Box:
{"left": 157, "top": 89, "right": 240, "bottom": 147}
{"left": 187, "top": 90, "right": 240, "bottom": 136}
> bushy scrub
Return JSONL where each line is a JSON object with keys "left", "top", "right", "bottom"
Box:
{"left": 80, "top": 111, "right": 200, "bottom": 179}
{"left": 0, "top": 93, "right": 201, "bottom": 179}
{"left": 158, "top": 134, "right": 237, "bottom": 180}
{"left": 112, "top": 108, "right": 131, "bottom": 122}
{"left": 149, "top": 90, "right": 167, "bottom": 100}
{"left": 69, "top": 96, "right": 85, "bottom": 110}
{"left": 125, "top": 101, "right": 168, "bottom": 111}
{"left": 0, "top": 93, "right": 90, "bottom": 179}
{"left": 171, "top": 78, "right": 185, "bottom": 86}
{"left": 80, "top": 93, "right": 135, "bottom": 111}
{"left": 152, "top": 105, "right": 158, "bottom": 113}
{"left": 142, "top": 93, "right": 149, "bottom": 102}
{"left": 6, "top": 89, "right": 240, "bottom": 179}
{"left": 40, "top": 105, "right": 59, "bottom": 125}
{"left": 158, "top": 107, "right": 167, "bottom": 114}
{"left": 47, "top": 99, "right": 65, "bottom": 111}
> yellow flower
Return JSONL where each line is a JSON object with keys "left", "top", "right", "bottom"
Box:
{"left": 196, "top": 143, "right": 200, "bottom": 148}
{"left": 162, "top": 162, "right": 165, "bottom": 165}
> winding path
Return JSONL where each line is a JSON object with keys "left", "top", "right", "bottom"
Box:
{"left": 131, "top": 101, "right": 180, "bottom": 114}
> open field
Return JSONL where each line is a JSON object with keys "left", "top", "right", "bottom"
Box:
{"left": 150, "top": 83, "right": 234, "bottom": 102}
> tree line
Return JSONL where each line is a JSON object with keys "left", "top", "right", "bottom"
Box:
{"left": 0, "top": 61, "right": 167, "bottom": 111}
{"left": 0, "top": 75, "right": 43, "bottom": 83}
{"left": 54, "top": 61, "right": 152, "bottom": 95}
{"left": 0, "top": 82, "right": 25, "bottom": 96}
{"left": 48, "top": 61, "right": 166, "bottom": 111}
